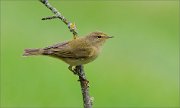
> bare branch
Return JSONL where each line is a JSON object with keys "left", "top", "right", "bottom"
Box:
{"left": 39, "top": 0, "right": 78, "bottom": 38}
{"left": 75, "top": 65, "right": 92, "bottom": 108}
{"left": 39, "top": 0, "right": 92, "bottom": 108}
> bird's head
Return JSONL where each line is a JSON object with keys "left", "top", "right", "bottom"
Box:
{"left": 85, "top": 31, "right": 113, "bottom": 47}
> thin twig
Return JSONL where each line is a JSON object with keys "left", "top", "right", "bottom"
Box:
{"left": 39, "top": 0, "right": 92, "bottom": 108}
{"left": 42, "top": 15, "right": 58, "bottom": 20}
{"left": 39, "top": 0, "right": 78, "bottom": 39}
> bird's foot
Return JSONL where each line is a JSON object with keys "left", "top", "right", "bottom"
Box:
{"left": 68, "top": 65, "right": 78, "bottom": 75}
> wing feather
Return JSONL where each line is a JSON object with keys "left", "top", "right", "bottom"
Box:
{"left": 43, "top": 42, "right": 93, "bottom": 59}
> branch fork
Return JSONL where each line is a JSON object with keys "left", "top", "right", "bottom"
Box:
{"left": 39, "top": 0, "right": 78, "bottom": 38}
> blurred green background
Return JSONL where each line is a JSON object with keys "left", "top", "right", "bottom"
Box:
{"left": 1, "top": 0, "right": 179, "bottom": 108}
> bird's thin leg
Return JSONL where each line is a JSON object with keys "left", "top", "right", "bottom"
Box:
{"left": 68, "top": 65, "right": 78, "bottom": 75}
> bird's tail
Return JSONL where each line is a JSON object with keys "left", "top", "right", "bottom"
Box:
{"left": 23, "top": 48, "right": 43, "bottom": 56}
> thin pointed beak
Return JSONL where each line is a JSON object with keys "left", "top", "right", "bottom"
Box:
{"left": 106, "top": 36, "right": 113, "bottom": 38}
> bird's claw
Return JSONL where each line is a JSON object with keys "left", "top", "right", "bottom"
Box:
{"left": 68, "top": 65, "right": 78, "bottom": 75}
{"left": 68, "top": 65, "right": 89, "bottom": 87}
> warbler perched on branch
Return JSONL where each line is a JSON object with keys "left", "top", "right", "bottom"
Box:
{"left": 23, "top": 31, "right": 112, "bottom": 72}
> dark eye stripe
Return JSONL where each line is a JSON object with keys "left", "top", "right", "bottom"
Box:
{"left": 97, "top": 36, "right": 101, "bottom": 38}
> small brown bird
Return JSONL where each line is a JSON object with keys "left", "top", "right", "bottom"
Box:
{"left": 23, "top": 31, "right": 112, "bottom": 72}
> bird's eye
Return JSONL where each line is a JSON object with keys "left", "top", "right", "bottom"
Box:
{"left": 97, "top": 36, "right": 101, "bottom": 38}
